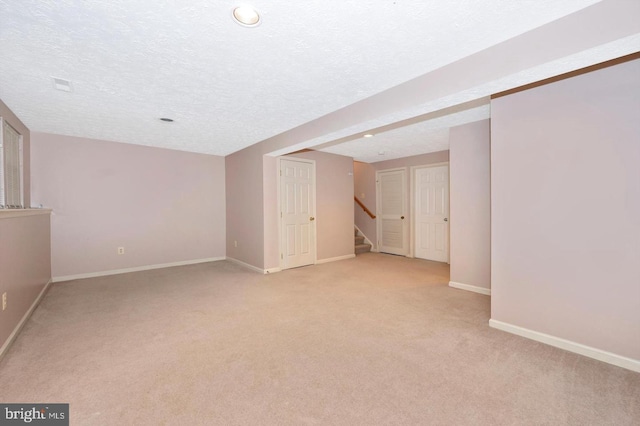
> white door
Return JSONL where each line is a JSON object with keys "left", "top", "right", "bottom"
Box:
{"left": 377, "top": 169, "right": 408, "bottom": 256}
{"left": 280, "top": 158, "right": 316, "bottom": 269}
{"left": 414, "top": 165, "right": 449, "bottom": 262}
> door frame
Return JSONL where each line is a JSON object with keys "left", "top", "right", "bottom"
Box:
{"left": 375, "top": 167, "right": 409, "bottom": 256}
{"left": 409, "top": 162, "right": 450, "bottom": 261}
{"left": 277, "top": 157, "right": 317, "bottom": 270}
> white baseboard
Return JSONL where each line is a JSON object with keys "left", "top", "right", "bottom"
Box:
{"left": 489, "top": 319, "right": 640, "bottom": 373}
{"left": 225, "top": 257, "right": 267, "bottom": 274}
{"left": 264, "top": 267, "right": 281, "bottom": 274}
{"left": 449, "top": 281, "right": 491, "bottom": 296}
{"left": 52, "top": 257, "right": 226, "bottom": 282}
{"left": 0, "top": 279, "right": 52, "bottom": 361}
{"left": 316, "top": 254, "right": 356, "bottom": 264}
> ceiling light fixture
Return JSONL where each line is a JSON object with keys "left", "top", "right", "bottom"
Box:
{"left": 363, "top": 133, "right": 374, "bottom": 138}
{"left": 159, "top": 118, "right": 174, "bottom": 122}
{"left": 232, "top": 6, "right": 261, "bottom": 27}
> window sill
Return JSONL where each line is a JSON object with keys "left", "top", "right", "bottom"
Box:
{"left": 0, "top": 208, "right": 52, "bottom": 219}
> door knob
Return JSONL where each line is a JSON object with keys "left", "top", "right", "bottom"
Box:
{"left": 310, "top": 217, "right": 315, "bottom": 221}
{"left": 444, "top": 218, "right": 448, "bottom": 222}
{"left": 400, "top": 216, "right": 405, "bottom": 219}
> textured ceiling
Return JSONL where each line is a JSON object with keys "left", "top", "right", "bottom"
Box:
{"left": 321, "top": 104, "right": 490, "bottom": 163}
{"left": 0, "top": 0, "right": 634, "bottom": 160}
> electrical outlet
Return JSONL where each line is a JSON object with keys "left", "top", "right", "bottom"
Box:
{"left": 234, "top": 240, "right": 238, "bottom": 247}
{"left": 2, "top": 292, "right": 6, "bottom": 311}
{"left": 118, "top": 247, "right": 125, "bottom": 255}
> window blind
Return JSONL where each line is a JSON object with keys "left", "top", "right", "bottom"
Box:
{"left": 0, "top": 118, "right": 23, "bottom": 209}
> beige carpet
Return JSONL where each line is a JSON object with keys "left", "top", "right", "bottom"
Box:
{"left": 1, "top": 253, "right": 638, "bottom": 425}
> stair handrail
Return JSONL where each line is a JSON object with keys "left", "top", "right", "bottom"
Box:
{"left": 354, "top": 196, "right": 376, "bottom": 219}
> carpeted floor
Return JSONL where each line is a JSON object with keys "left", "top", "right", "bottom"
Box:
{"left": 1, "top": 253, "right": 638, "bottom": 425}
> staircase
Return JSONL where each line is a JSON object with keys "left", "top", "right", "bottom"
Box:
{"left": 355, "top": 228, "right": 372, "bottom": 254}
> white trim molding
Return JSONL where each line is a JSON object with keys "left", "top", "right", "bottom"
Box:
{"left": 449, "top": 281, "right": 491, "bottom": 296}
{"left": 226, "top": 257, "right": 269, "bottom": 274}
{"left": 489, "top": 319, "right": 640, "bottom": 373}
{"left": 52, "top": 257, "right": 225, "bottom": 282}
{"left": 0, "top": 208, "right": 52, "bottom": 220}
{"left": 0, "top": 279, "right": 52, "bottom": 361}
{"left": 316, "top": 254, "right": 356, "bottom": 265}
{"left": 354, "top": 225, "right": 375, "bottom": 249}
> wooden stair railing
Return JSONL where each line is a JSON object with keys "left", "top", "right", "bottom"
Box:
{"left": 354, "top": 196, "right": 376, "bottom": 219}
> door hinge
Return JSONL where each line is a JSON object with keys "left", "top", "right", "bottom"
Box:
{"left": 280, "top": 170, "right": 282, "bottom": 176}
{"left": 280, "top": 212, "right": 282, "bottom": 218}
{"left": 281, "top": 253, "right": 283, "bottom": 259}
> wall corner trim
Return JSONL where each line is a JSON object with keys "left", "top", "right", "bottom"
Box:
{"left": 449, "top": 281, "right": 491, "bottom": 296}
{"left": 316, "top": 254, "right": 356, "bottom": 265}
{"left": 489, "top": 319, "right": 640, "bottom": 373}
{"left": 52, "top": 257, "right": 225, "bottom": 282}
{"left": 0, "top": 279, "right": 52, "bottom": 362}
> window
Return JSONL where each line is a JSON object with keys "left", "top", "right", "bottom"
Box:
{"left": 0, "top": 117, "right": 24, "bottom": 209}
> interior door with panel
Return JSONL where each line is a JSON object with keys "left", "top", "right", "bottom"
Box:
{"left": 280, "top": 158, "right": 316, "bottom": 269}
{"left": 377, "top": 168, "right": 408, "bottom": 256}
{"left": 414, "top": 165, "right": 449, "bottom": 262}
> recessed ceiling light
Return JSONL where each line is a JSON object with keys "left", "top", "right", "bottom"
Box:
{"left": 232, "top": 6, "right": 260, "bottom": 27}
{"left": 378, "top": 151, "right": 386, "bottom": 156}
{"left": 364, "top": 133, "right": 374, "bottom": 138}
{"left": 159, "top": 118, "right": 174, "bottom": 122}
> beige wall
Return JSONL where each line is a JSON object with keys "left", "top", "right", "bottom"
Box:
{"left": 228, "top": 145, "right": 355, "bottom": 271}
{"left": 491, "top": 59, "right": 640, "bottom": 360}
{"left": 263, "top": 156, "right": 280, "bottom": 270}
{"left": 0, "top": 213, "right": 51, "bottom": 353}
{"left": 1, "top": 99, "right": 30, "bottom": 207}
{"left": 31, "top": 133, "right": 226, "bottom": 279}
{"left": 0, "top": 100, "right": 49, "bottom": 354}
{"left": 226, "top": 146, "right": 266, "bottom": 269}
{"left": 286, "top": 151, "right": 355, "bottom": 261}
{"left": 449, "top": 120, "right": 491, "bottom": 290}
